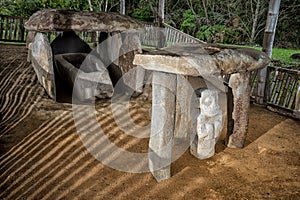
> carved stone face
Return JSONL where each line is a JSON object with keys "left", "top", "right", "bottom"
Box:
{"left": 199, "top": 89, "right": 220, "bottom": 117}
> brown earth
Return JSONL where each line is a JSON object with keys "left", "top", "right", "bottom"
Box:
{"left": 0, "top": 44, "right": 299, "bottom": 199}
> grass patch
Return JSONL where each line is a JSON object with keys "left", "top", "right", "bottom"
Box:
{"left": 271, "top": 48, "right": 299, "bottom": 64}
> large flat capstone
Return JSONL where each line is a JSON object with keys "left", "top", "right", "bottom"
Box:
{"left": 133, "top": 44, "right": 270, "bottom": 76}
{"left": 24, "top": 9, "right": 144, "bottom": 32}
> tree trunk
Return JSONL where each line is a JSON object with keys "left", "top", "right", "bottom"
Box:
{"left": 202, "top": 0, "right": 211, "bottom": 26}
{"left": 87, "top": 0, "right": 93, "bottom": 11}
{"left": 256, "top": 0, "right": 281, "bottom": 104}
{"left": 250, "top": 0, "right": 261, "bottom": 43}
{"left": 120, "top": 0, "right": 125, "bottom": 15}
{"left": 158, "top": 0, "right": 165, "bottom": 48}
{"left": 262, "top": 0, "right": 281, "bottom": 57}
{"left": 158, "top": 0, "right": 165, "bottom": 26}
{"left": 105, "top": 0, "right": 108, "bottom": 12}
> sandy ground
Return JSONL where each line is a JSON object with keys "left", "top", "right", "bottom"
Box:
{"left": 0, "top": 44, "right": 299, "bottom": 199}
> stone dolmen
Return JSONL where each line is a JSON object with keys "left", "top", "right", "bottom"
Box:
{"left": 25, "top": 9, "right": 270, "bottom": 183}
{"left": 25, "top": 9, "right": 143, "bottom": 101}
{"left": 134, "top": 44, "right": 270, "bottom": 181}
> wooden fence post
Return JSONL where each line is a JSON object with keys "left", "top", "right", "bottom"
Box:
{"left": 256, "top": 0, "right": 281, "bottom": 104}
{"left": 295, "top": 78, "right": 300, "bottom": 117}
{"left": 0, "top": 16, "right": 3, "bottom": 40}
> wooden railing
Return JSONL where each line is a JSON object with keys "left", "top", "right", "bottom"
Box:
{"left": 0, "top": 15, "right": 98, "bottom": 44}
{"left": 162, "top": 23, "right": 204, "bottom": 46}
{"left": 0, "top": 15, "right": 26, "bottom": 42}
{"left": 266, "top": 66, "right": 300, "bottom": 113}
{"left": 250, "top": 65, "right": 300, "bottom": 118}
{"left": 140, "top": 22, "right": 203, "bottom": 48}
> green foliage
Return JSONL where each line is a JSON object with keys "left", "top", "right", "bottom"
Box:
{"left": 196, "top": 24, "right": 245, "bottom": 44}
{"left": 275, "top": 0, "right": 300, "bottom": 49}
{"left": 0, "top": 0, "right": 92, "bottom": 18}
{"left": 0, "top": 0, "right": 298, "bottom": 49}
{"left": 180, "top": 9, "right": 196, "bottom": 34}
{"left": 196, "top": 25, "right": 211, "bottom": 42}
{"left": 131, "top": 6, "right": 154, "bottom": 22}
{"left": 0, "top": 0, "right": 41, "bottom": 17}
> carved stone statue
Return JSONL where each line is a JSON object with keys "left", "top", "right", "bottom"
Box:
{"left": 196, "top": 89, "right": 222, "bottom": 159}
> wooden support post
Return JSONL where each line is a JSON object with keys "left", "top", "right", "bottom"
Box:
{"left": 0, "top": 16, "right": 3, "bottom": 40}
{"left": 8, "top": 18, "right": 13, "bottom": 40}
{"left": 13, "top": 18, "right": 18, "bottom": 40}
{"left": 294, "top": 79, "right": 300, "bottom": 118}
{"left": 256, "top": 0, "right": 281, "bottom": 104}
{"left": 4, "top": 17, "right": 8, "bottom": 40}
{"left": 226, "top": 72, "right": 251, "bottom": 148}
{"left": 149, "top": 71, "right": 176, "bottom": 182}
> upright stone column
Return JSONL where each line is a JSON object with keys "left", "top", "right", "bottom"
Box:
{"left": 149, "top": 71, "right": 176, "bottom": 182}
{"left": 119, "top": 31, "right": 142, "bottom": 92}
{"left": 226, "top": 72, "right": 251, "bottom": 148}
{"left": 174, "top": 75, "right": 194, "bottom": 140}
{"left": 31, "top": 32, "right": 56, "bottom": 100}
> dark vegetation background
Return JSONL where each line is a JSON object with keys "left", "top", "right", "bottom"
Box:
{"left": 0, "top": 0, "right": 299, "bottom": 49}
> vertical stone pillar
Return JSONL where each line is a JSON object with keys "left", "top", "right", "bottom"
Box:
{"left": 119, "top": 31, "right": 143, "bottom": 93}
{"left": 149, "top": 71, "right": 176, "bottom": 182}
{"left": 226, "top": 72, "right": 251, "bottom": 148}
{"left": 174, "top": 75, "right": 194, "bottom": 140}
{"left": 26, "top": 31, "right": 36, "bottom": 62}
{"left": 31, "top": 32, "right": 56, "bottom": 100}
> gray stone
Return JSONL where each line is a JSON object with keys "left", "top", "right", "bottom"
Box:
{"left": 174, "top": 75, "right": 195, "bottom": 140}
{"left": 31, "top": 32, "right": 56, "bottom": 100}
{"left": 119, "top": 31, "right": 143, "bottom": 91}
{"left": 149, "top": 71, "right": 176, "bottom": 182}
{"left": 192, "top": 89, "right": 223, "bottom": 159}
{"left": 26, "top": 31, "right": 37, "bottom": 62}
{"left": 54, "top": 53, "right": 113, "bottom": 101}
{"left": 24, "top": 9, "right": 144, "bottom": 32}
{"left": 133, "top": 44, "right": 270, "bottom": 76}
{"left": 96, "top": 32, "right": 122, "bottom": 67}
{"left": 226, "top": 72, "right": 250, "bottom": 148}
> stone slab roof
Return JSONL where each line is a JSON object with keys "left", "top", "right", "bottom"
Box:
{"left": 24, "top": 9, "right": 144, "bottom": 32}
{"left": 134, "top": 44, "right": 270, "bottom": 76}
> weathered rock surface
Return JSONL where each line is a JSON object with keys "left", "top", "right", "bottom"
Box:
{"left": 54, "top": 53, "right": 113, "bottom": 101}
{"left": 133, "top": 44, "right": 270, "bottom": 76}
{"left": 193, "top": 89, "right": 223, "bottom": 159}
{"left": 96, "top": 32, "right": 122, "bottom": 67}
{"left": 119, "top": 32, "right": 143, "bottom": 93}
{"left": 31, "top": 32, "right": 56, "bottom": 99}
{"left": 149, "top": 72, "right": 177, "bottom": 182}
{"left": 24, "top": 9, "right": 144, "bottom": 32}
{"left": 226, "top": 72, "right": 251, "bottom": 148}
